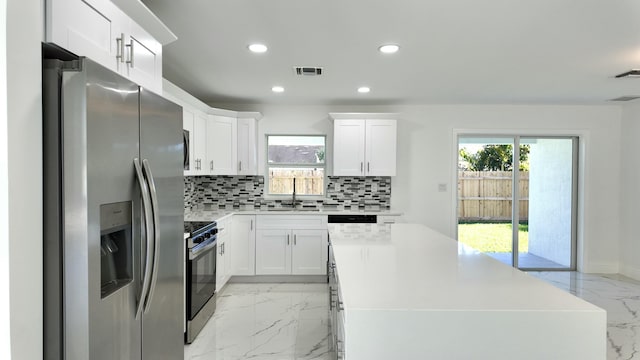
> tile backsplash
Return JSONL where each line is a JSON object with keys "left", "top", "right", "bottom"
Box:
{"left": 184, "top": 176, "right": 391, "bottom": 211}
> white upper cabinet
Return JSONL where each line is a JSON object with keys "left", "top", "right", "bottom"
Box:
{"left": 121, "top": 20, "right": 162, "bottom": 92}
{"left": 332, "top": 115, "right": 397, "bottom": 176}
{"left": 365, "top": 120, "right": 397, "bottom": 176}
{"left": 164, "top": 80, "right": 262, "bottom": 176}
{"left": 192, "top": 112, "right": 208, "bottom": 175}
{"left": 46, "top": 0, "right": 124, "bottom": 72}
{"left": 207, "top": 115, "right": 238, "bottom": 175}
{"left": 237, "top": 117, "right": 258, "bottom": 175}
{"left": 333, "top": 120, "right": 366, "bottom": 176}
{"left": 46, "top": 0, "right": 167, "bottom": 93}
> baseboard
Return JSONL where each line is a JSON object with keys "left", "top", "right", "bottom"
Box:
{"left": 580, "top": 262, "right": 619, "bottom": 274}
{"left": 620, "top": 264, "right": 640, "bottom": 281}
{"left": 229, "top": 275, "right": 327, "bottom": 283}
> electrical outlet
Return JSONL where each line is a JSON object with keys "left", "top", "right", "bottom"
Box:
{"left": 438, "top": 183, "right": 447, "bottom": 192}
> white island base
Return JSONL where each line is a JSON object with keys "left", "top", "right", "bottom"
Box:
{"left": 328, "top": 223, "right": 606, "bottom": 360}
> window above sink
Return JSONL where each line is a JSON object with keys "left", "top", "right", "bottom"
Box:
{"left": 266, "top": 135, "right": 326, "bottom": 198}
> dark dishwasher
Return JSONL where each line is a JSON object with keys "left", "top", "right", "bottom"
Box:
{"left": 327, "top": 214, "right": 377, "bottom": 223}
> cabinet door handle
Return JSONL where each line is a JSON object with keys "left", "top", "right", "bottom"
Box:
{"left": 287, "top": 234, "right": 290, "bottom": 245}
{"left": 294, "top": 234, "right": 297, "bottom": 245}
{"left": 126, "top": 39, "right": 134, "bottom": 68}
{"left": 367, "top": 162, "right": 370, "bottom": 173}
{"left": 238, "top": 161, "right": 242, "bottom": 172}
{"left": 250, "top": 219, "right": 253, "bottom": 231}
{"left": 210, "top": 160, "right": 213, "bottom": 170}
{"left": 360, "top": 162, "right": 363, "bottom": 173}
{"left": 116, "top": 33, "right": 125, "bottom": 63}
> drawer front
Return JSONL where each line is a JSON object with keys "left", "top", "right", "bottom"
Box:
{"left": 377, "top": 215, "right": 402, "bottom": 224}
{"left": 256, "top": 215, "right": 328, "bottom": 230}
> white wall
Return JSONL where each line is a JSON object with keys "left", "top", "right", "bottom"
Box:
{"left": 5, "top": 0, "right": 43, "bottom": 359}
{"left": 0, "top": 0, "right": 9, "bottom": 358}
{"left": 528, "top": 139, "right": 574, "bottom": 267}
{"left": 217, "top": 103, "right": 622, "bottom": 273}
{"left": 620, "top": 101, "right": 640, "bottom": 279}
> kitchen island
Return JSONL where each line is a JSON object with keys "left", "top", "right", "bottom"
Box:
{"left": 327, "top": 223, "right": 606, "bottom": 360}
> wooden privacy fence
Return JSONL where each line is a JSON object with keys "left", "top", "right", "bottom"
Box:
{"left": 269, "top": 169, "right": 324, "bottom": 195}
{"left": 458, "top": 171, "right": 529, "bottom": 221}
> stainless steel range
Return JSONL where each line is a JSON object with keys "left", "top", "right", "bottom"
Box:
{"left": 184, "top": 221, "right": 218, "bottom": 343}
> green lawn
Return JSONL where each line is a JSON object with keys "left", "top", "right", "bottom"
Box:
{"left": 458, "top": 223, "right": 529, "bottom": 253}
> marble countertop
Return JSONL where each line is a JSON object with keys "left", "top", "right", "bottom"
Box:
{"left": 184, "top": 208, "right": 403, "bottom": 222}
{"left": 328, "top": 223, "right": 604, "bottom": 312}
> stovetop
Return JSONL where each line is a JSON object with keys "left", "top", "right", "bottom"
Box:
{"left": 184, "top": 221, "right": 216, "bottom": 236}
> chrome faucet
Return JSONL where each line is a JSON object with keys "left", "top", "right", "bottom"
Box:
{"left": 292, "top": 177, "right": 297, "bottom": 208}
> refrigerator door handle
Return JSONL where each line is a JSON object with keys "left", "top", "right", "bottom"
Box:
{"left": 134, "top": 158, "right": 155, "bottom": 319}
{"left": 142, "top": 159, "right": 161, "bottom": 313}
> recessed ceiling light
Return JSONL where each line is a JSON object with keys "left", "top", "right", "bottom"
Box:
{"left": 272, "top": 86, "right": 284, "bottom": 93}
{"left": 248, "top": 43, "right": 268, "bottom": 53}
{"left": 357, "top": 87, "right": 370, "bottom": 93}
{"left": 378, "top": 44, "right": 400, "bottom": 54}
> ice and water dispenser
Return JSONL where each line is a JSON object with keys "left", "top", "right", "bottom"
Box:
{"left": 100, "top": 201, "right": 133, "bottom": 298}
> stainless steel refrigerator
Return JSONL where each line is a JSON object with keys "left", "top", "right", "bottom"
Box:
{"left": 43, "top": 54, "right": 184, "bottom": 360}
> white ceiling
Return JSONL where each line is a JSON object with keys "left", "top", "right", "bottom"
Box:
{"left": 143, "top": 0, "right": 640, "bottom": 105}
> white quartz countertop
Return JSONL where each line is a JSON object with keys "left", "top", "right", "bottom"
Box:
{"left": 184, "top": 208, "right": 403, "bottom": 222}
{"left": 328, "top": 223, "right": 603, "bottom": 312}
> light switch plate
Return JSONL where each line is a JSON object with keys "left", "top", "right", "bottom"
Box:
{"left": 438, "top": 183, "right": 447, "bottom": 192}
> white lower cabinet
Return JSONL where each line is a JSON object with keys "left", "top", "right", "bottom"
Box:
{"left": 256, "top": 229, "right": 327, "bottom": 275}
{"left": 255, "top": 229, "right": 291, "bottom": 275}
{"left": 328, "top": 243, "right": 346, "bottom": 359}
{"left": 216, "top": 217, "right": 232, "bottom": 292}
{"left": 230, "top": 215, "right": 256, "bottom": 276}
{"left": 255, "top": 215, "right": 328, "bottom": 276}
{"left": 291, "top": 230, "right": 329, "bottom": 275}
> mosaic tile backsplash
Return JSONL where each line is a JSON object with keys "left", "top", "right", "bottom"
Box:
{"left": 184, "top": 176, "right": 391, "bottom": 211}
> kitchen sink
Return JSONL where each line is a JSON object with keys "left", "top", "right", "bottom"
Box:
{"left": 265, "top": 208, "right": 321, "bottom": 212}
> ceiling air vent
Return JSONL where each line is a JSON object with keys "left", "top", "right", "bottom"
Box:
{"left": 610, "top": 96, "right": 640, "bottom": 102}
{"left": 294, "top": 67, "right": 323, "bottom": 76}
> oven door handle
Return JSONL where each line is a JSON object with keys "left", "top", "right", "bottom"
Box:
{"left": 142, "top": 159, "right": 160, "bottom": 314}
{"left": 189, "top": 238, "right": 217, "bottom": 260}
{"left": 134, "top": 158, "right": 154, "bottom": 320}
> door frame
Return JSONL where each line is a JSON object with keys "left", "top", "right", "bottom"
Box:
{"left": 452, "top": 129, "right": 586, "bottom": 271}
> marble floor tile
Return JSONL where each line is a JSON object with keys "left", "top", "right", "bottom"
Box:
{"left": 188, "top": 274, "right": 640, "bottom": 360}
{"left": 529, "top": 272, "right": 640, "bottom": 360}
{"left": 185, "top": 283, "right": 333, "bottom": 360}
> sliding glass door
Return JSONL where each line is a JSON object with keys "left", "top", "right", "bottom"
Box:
{"left": 457, "top": 135, "right": 577, "bottom": 270}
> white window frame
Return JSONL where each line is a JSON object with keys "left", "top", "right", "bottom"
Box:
{"left": 265, "top": 134, "right": 327, "bottom": 199}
